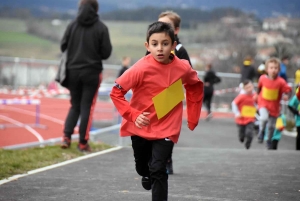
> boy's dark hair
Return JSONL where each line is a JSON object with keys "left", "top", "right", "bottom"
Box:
{"left": 243, "top": 79, "right": 251, "bottom": 86}
{"left": 146, "top": 21, "right": 175, "bottom": 44}
{"left": 79, "top": 0, "right": 99, "bottom": 12}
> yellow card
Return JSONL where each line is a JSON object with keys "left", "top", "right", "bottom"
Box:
{"left": 241, "top": 106, "right": 256, "bottom": 118}
{"left": 152, "top": 79, "right": 184, "bottom": 119}
{"left": 275, "top": 117, "right": 283, "bottom": 129}
{"left": 262, "top": 87, "right": 278, "bottom": 101}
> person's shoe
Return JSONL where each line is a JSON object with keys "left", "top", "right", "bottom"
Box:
{"left": 205, "top": 113, "right": 213, "bottom": 121}
{"left": 239, "top": 138, "right": 244, "bottom": 143}
{"left": 166, "top": 160, "right": 174, "bottom": 175}
{"left": 61, "top": 137, "right": 71, "bottom": 149}
{"left": 141, "top": 177, "right": 151, "bottom": 190}
{"left": 77, "top": 143, "right": 91, "bottom": 152}
{"left": 257, "top": 138, "right": 263, "bottom": 144}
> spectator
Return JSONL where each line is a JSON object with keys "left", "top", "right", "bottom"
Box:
{"left": 60, "top": 0, "right": 112, "bottom": 152}
{"left": 203, "top": 64, "right": 221, "bottom": 120}
{"left": 279, "top": 56, "right": 289, "bottom": 82}
{"left": 117, "top": 56, "right": 131, "bottom": 78}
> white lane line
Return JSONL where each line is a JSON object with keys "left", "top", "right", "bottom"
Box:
{"left": 0, "top": 146, "right": 123, "bottom": 186}
{"left": 0, "top": 115, "right": 44, "bottom": 143}
{"left": 3, "top": 106, "right": 64, "bottom": 124}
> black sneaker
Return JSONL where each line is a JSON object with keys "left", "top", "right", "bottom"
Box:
{"left": 61, "top": 137, "right": 71, "bottom": 149}
{"left": 257, "top": 138, "right": 263, "bottom": 144}
{"left": 141, "top": 177, "right": 151, "bottom": 190}
{"left": 166, "top": 160, "right": 173, "bottom": 175}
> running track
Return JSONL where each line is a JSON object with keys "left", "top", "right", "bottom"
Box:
{"left": 0, "top": 94, "right": 234, "bottom": 147}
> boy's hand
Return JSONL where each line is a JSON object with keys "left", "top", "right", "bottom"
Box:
{"left": 235, "top": 114, "right": 241, "bottom": 118}
{"left": 135, "top": 112, "right": 150, "bottom": 129}
{"left": 253, "top": 94, "right": 258, "bottom": 101}
{"left": 278, "top": 127, "right": 284, "bottom": 132}
{"left": 282, "top": 94, "right": 289, "bottom": 101}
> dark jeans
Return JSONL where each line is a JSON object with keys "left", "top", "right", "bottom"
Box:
{"left": 237, "top": 123, "right": 254, "bottom": 149}
{"left": 271, "top": 140, "right": 278, "bottom": 150}
{"left": 297, "top": 126, "right": 300, "bottom": 150}
{"left": 131, "top": 136, "right": 174, "bottom": 201}
{"left": 203, "top": 91, "right": 213, "bottom": 114}
{"left": 64, "top": 69, "right": 101, "bottom": 144}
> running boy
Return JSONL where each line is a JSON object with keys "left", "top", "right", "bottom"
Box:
{"left": 256, "top": 57, "right": 291, "bottom": 149}
{"left": 110, "top": 21, "right": 203, "bottom": 201}
{"left": 288, "top": 93, "right": 300, "bottom": 150}
{"left": 232, "top": 80, "right": 256, "bottom": 149}
{"left": 264, "top": 106, "right": 286, "bottom": 150}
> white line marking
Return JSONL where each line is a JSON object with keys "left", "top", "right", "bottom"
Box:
{"left": 0, "top": 115, "right": 44, "bottom": 143}
{"left": 3, "top": 106, "right": 64, "bottom": 124}
{"left": 0, "top": 146, "right": 122, "bottom": 186}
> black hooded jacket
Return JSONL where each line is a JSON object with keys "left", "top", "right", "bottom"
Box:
{"left": 60, "top": 4, "right": 112, "bottom": 72}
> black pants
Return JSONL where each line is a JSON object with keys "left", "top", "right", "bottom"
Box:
{"left": 203, "top": 91, "right": 213, "bottom": 114}
{"left": 131, "top": 136, "right": 174, "bottom": 201}
{"left": 64, "top": 69, "right": 101, "bottom": 144}
{"left": 237, "top": 123, "right": 254, "bottom": 149}
{"left": 297, "top": 126, "right": 300, "bottom": 150}
{"left": 271, "top": 140, "right": 278, "bottom": 150}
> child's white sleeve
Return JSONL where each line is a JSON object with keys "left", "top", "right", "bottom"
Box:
{"left": 231, "top": 101, "right": 240, "bottom": 117}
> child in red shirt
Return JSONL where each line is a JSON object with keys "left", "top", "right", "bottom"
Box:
{"left": 232, "top": 80, "right": 256, "bottom": 149}
{"left": 110, "top": 21, "right": 203, "bottom": 201}
{"left": 256, "top": 57, "right": 291, "bottom": 149}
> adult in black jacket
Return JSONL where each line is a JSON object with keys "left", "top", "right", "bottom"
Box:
{"left": 240, "top": 56, "right": 256, "bottom": 83}
{"left": 60, "top": 0, "right": 112, "bottom": 152}
{"left": 203, "top": 64, "right": 221, "bottom": 120}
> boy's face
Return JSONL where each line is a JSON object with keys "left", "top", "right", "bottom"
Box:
{"left": 243, "top": 82, "right": 253, "bottom": 94}
{"left": 145, "top": 32, "right": 176, "bottom": 64}
{"left": 158, "top": 16, "right": 179, "bottom": 35}
{"left": 267, "top": 62, "right": 280, "bottom": 78}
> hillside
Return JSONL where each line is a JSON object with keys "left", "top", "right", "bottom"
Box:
{"left": 1, "top": 0, "right": 300, "bottom": 18}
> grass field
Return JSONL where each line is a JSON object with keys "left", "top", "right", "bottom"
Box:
{"left": 0, "top": 18, "right": 202, "bottom": 63}
{"left": 0, "top": 142, "right": 111, "bottom": 180}
{"left": 0, "top": 18, "right": 60, "bottom": 59}
{"left": 0, "top": 18, "right": 150, "bottom": 62}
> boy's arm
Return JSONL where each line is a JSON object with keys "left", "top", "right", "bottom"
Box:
{"left": 231, "top": 98, "right": 240, "bottom": 117}
{"left": 99, "top": 25, "right": 112, "bottom": 60}
{"left": 257, "top": 76, "right": 263, "bottom": 94}
{"left": 183, "top": 69, "right": 203, "bottom": 130}
{"left": 110, "top": 85, "right": 141, "bottom": 123}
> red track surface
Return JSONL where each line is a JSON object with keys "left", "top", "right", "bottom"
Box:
{"left": 0, "top": 94, "right": 233, "bottom": 147}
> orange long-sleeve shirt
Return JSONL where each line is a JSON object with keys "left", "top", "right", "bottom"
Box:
{"left": 257, "top": 75, "right": 291, "bottom": 117}
{"left": 110, "top": 54, "right": 203, "bottom": 143}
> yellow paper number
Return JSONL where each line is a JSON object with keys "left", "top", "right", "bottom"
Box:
{"left": 262, "top": 87, "right": 278, "bottom": 101}
{"left": 241, "top": 106, "right": 256, "bottom": 118}
{"left": 152, "top": 79, "right": 185, "bottom": 119}
{"left": 275, "top": 117, "right": 283, "bottom": 129}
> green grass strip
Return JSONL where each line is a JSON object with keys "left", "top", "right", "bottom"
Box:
{"left": 0, "top": 142, "right": 112, "bottom": 180}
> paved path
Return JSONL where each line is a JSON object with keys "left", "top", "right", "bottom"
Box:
{"left": 1, "top": 118, "right": 300, "bottom": 201}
